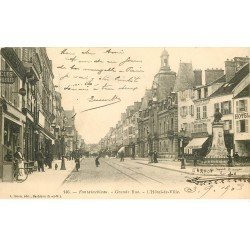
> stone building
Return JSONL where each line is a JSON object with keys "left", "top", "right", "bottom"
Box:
{"left": 138, "top": 49, "right": 178, "bottom": 159}
{"left": 183, "top": 57, "right": 249, "bottom": 157}
{"left": 0, "top": 48, "right": 27, "bottom": 179}
{"left": 64, "top": 108, "right": 78, "bottom": 156}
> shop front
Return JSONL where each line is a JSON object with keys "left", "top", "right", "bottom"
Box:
{"left": 38, "top": 128, "right": 55, "bottom": 164}
{"left": 24, "top": 117, "right": 35, "bottom": 162}
{"left": 0, "top": 103, "right": 25, "bottom": 180}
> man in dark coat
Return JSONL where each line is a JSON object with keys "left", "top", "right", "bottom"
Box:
{"left": 227, "top": 154, "right": 233, "bottom": 167}
{"left": 120, "top": 151, "right": 125, "bottom": 162}
{"left": 75, "top": 157, "right": 80, "bottom": 171}
{"left": 37, "top": 149, "right": 45, "bottom": 172}
{"left": 95, "top": 156, "right": 100, "bottom": 167}
{"left": 153, "top": 151, "right": 158, "bottom": 163}
{"left": 193, "top": 152, "right": 198, "bottom": 167}
{"left": 181, "top": 155, "right": 186, "bottom": 169}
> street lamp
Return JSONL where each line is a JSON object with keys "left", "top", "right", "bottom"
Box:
{"left": 60, "top": 128, "right": 66, "bottom": 170}
{"left": 179, "top": 128, "right": 185, "bottom": 169}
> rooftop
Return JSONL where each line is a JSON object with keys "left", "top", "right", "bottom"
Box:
{"left": 209, "top": 63, "right": 249, "bottom": 98}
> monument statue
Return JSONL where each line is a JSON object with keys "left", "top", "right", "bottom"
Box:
{"left": 214, "top": 108, "right": 222, "bottom": 123}
{"left": 206, "top": 109, "right": 228, "bottom": 159}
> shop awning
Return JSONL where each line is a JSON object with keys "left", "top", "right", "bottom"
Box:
{"left": 185, "top": 137, "right": 208, "bottom": 150}
{"left": 118, "top": 146, "right": 125, "bottom": 153}
{"left": 39, "top": 127, "right": 56, "bottom": 143}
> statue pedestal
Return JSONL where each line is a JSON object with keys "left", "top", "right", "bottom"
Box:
{"left": 206, "top": 122, "right": 228, "bottom": 158}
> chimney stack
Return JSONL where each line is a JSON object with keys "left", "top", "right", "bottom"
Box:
{"left": 225, "top": 59, "right": 236, "bottom": 82}
{"left": 193, "top": 69, "right": 202, "bottom": 86}
{"left": 205, "top": 68, "right": 224, "bottom": 85}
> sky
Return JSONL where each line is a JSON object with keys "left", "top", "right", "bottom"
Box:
{"left": 47, "top": 47, "right": 250, "bottom": 144}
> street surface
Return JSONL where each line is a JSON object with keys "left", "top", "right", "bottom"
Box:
{"left": 61, "top": 158, "right": 250, "bottom": 198}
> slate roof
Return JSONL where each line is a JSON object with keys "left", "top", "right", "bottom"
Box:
{"left": 234, "top": 85, "right": 250, "bottom": 99}
{"left": 174, "top": 62, "right": 195, "bottom": 92}
{"left": 209, "top": 63, "right": 249, "bottom": 98}
{"left": 140, "top": 89, "right": 152, "bottom": 110}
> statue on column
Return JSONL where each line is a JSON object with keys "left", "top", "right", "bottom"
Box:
{"left": 206, "top": 109, "right": 228, "bottom": 158}
{"left": 214, "top": 108, "right": 222, "bottom": 123}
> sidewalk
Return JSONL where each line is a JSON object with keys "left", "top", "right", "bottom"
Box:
{"left": 133, "top": 158, "right": 250, "bottom": 177}
{"left": 0, "top": 159, "right": 76, "bottom": 198}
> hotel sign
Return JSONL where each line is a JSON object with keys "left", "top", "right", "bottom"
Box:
{"left": 0, "top": 70, "right": 16, "bottom": 84}
{"left": 235, "top": 112, "right": 248, "bottom": 119}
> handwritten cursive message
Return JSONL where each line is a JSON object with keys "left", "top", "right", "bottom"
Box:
{"left": 56, "top": 48, "right": 145, "bottom": 109}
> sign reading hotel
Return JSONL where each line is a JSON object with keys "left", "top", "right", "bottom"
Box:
{"left": 235, "top": 112, "right": 248, "bottom": 119}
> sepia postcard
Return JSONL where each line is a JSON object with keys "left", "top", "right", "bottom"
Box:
{"left": 0, "top": 47, "right": 249, "bottom": 199}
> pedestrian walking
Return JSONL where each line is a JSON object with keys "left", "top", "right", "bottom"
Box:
{"left": 148, "top": 150, "right": 153, "bottom": 163}
{"left": 180, "top": 155, "right": 186, "bottom": 169}
{"left": 48, "top": 152, "right": 53, "bottom": 169}
{"left": 120, "top": 151, "right": 125, "bottom": 162}
{"left": 131, "top": 152, "right": 135, "bottom": 160}
{"left": 233, "top": 152, "right": 239, "bottom": 163}
{"left": 193, "top": 152, "right": 198, "bottom": 167}
{"left": 153, "top": 151, "right": 158, "bottom": 163}
{"left": 227, "top": 154, "right": 233, "bottom": 167}
{"left": 75, "top": 157, "right": 80, "bottom": 171}
{"left": 95, "top": 156, "right": 100, "bottom": 167}
{"left": 37, "top": 149, "right": 45, "bottom": 172}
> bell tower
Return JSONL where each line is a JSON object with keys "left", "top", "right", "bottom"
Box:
{"left": 160, "top": 48, "right": 170, "bottom": 69}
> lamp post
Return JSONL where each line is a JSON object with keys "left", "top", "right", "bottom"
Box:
{"left": 60, "top": 127, "right": 66, "bottom": 170}
{"left": 179, "top": 128, "right": 185, "bottom": 169}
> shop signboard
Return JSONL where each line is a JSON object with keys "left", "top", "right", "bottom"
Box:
{"left": 0, "top": 70, "right": 16, "bottom": 84}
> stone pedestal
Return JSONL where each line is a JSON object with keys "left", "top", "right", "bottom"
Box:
{"left": 206, "top": 122, "right": 228, "bottom": 158}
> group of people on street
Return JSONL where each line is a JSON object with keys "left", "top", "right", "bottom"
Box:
{"left": 148, "top": 151, "right": 158, "bottom": 163}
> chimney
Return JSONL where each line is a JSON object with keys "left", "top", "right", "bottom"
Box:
{"left": 193, "top": 69, "right": 202, "bottom": 86}
{"left": 225, "top": 59, "right": 236, "bottom": 82}
{"left": 234, "top": 56, "right": 250, "bottom": 71}
{"left": 205, "top": 68, "right": 224, "bottom": 85}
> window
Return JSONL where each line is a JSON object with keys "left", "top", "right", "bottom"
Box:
{"left": 170, "top": 118, "right": 174, "bottom": 130}
{"left": 198, "top": 124, "right": 202, "bottom": 132}
{"left": 236, "top": 120, "right": 248, "bottom": 133}
{"left": 224, "top": 120, "right": 232, "bottom": 130}
{"left": 202, "top": 106, "right": 207, "bottom": 118}
{"left": 190, "top": 105, "right": 194, "bottom": 116}
{"left": 128, "top": 127, "right": 133, "bottom": 135}
{"left": 196, "top": 107, "right": 201, "bottom": 119}
{"left": 236, "top": 100, "right": 248, "bottom": 113}
{"left": 202, "top": 123, "right": 207, "bottom": 132}
{"left": 180, "top": 106, "right": 187, "bottom": 117}
{"left": 221, "top": 101, "right": 231, "bottom": 115}
{"left": 204, "top": 87, "right": 208, "bottom": 98}
{"left": 197, "top": 89, "right": 201, "bottom": 99}
{"left": 183, "top": 123, "right": 188, "bottom": 131}
{"left": 214, "top": 103, "right": 220, "bottom": 113}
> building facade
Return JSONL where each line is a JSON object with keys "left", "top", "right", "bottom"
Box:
{"left": 0, "top": 47, "right": 85, "bottom": 180}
